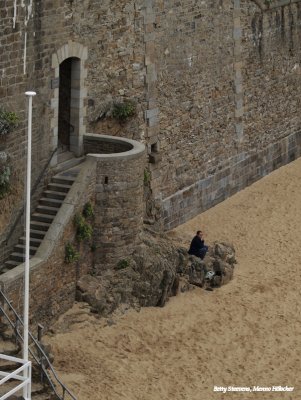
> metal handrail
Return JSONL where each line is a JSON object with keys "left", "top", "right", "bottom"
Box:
{"left": 1, "top": 146, "right": 58, "bottom": 247}
{"left": 0, "top": 289, "right": 77, "bottom": 400}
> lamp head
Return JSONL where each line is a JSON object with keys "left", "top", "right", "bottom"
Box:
{"left": 25, "top": 91, "right": 36, "bottom": 96}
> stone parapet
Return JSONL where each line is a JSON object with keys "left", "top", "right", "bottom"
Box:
{"left": 84, "top": 133, "right": 133, "bottom": 154}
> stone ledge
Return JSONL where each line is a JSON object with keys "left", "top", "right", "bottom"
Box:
{"left": 85, "top": 134, "right": 145, "bottom": 162}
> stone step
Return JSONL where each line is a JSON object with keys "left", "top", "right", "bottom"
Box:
{"left": 0, "top": 322, "right": 10, "bottom": 335}
{"left": 29, "top": 229, "right": 47, "bottom": 239}
{"left": 43, "top": 190, "right": 66, "bottom": 200}
{"left": 0, "top": 379, "right": 22, "bottom": 398}
{"left": 1, "top": 260, "right": 20, "bottom": 271}
{"left": 0, "top": 379, "right": 46, "bottom": 399}
{"left": 39, "top": 197, "right": 63, "bottom": 208}
{"left": 31, "top": 382, "right": 47, "bottom": 397}
{"left": 57, "top": 150, "right": 74, "bottom": 163}
{"left": 0, "top": 357, "right": 19, "bottom": 371}
{"left": 31, "top": 213, "right": 55, "bottom": 224}
{"left": 47, "top": 182, "right": 72, "bottom": 193}
{"left": 36, "top": 204, "right": 59, "bottom": 216}
{"left": 19, "top": 236, "right": 43, "bottom": 247}
{"left": 0, "top": 338, "right": 19, "bottom": 355}
{"left": 30, "top": 221, "right": 51, "bottom": 232}
{"left": 52, "top": 175, "right": 75, "bottom": 186}
{"left": 53, "top": 156, "right": 85, "bottom": 174}
{"left": 14, "top": 244, "right": 38, "bottom": 256}
{"left": 9, "top": 252, "right": 29, "bottom": 263}
{"left": 32, "top": 391, "right": 53, "bottom": 400}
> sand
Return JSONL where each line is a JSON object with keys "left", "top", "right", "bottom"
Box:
{"left": 46, "top": 157, "right": 301, "bottom": 400}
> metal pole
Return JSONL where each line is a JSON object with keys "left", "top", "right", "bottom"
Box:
{"left": 24, "top": 90, "right": 36, "bottom": 400}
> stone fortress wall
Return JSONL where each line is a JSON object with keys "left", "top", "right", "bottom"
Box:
{"left": 0, "top": 0, "right": 301, "bottom": 240}
{"left": 149, "top": 0, "right": 301, "bottom": 228}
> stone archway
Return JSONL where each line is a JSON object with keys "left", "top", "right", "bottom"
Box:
{"left": 51, "top": 42, "right": 88, "bottom": 163}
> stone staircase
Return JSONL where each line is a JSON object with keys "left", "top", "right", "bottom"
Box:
{"left": 0, "top": 154, "right": 84, "bottom": 275}
{"left": 54, "top": 151, "right": 83, "bottom": 174}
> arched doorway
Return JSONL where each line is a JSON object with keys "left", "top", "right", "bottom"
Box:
{"left": 58, "top": 57, "right": 80, "bottom": 154}
{"left": 51, "top": 42, "right": 88, "bottom": 164}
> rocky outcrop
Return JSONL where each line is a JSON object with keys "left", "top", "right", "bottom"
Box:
{"left": 187, "top": 242, "right": 236, "bottom": 290}
{"left": 76, "top": 230, "right": 236, "bottom": 316}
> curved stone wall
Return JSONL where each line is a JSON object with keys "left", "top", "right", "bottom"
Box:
{"left": 84, "top": 133, "right": 134, "bottom": 154}
{"left": 85, "top": 134, "right": 146, "bottom": 270}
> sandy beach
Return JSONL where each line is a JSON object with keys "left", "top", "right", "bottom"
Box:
{"left": 46, "top": 157, "right": 301, "bottom": 400}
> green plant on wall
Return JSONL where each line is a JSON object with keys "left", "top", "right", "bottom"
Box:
{"left": 0, "top": 166, "right": 11, "bottom": 198}
{"left": 116, "top": 259, "right": 129, "bottom": 270}
{"left": 112, "top": 100, "right": 136, "bottom": 122}
{"left": 144, "top": 168, "right": 151, "bottom": 185}
{"left": 65, "top": 243, "right": 79, "bottom": 263}
{"left": 0, "top": 109, "right": 19, "bottom": 136}
{"left": 74, "top": 213, "right": 93, "bottom": 241}
{"left": 83, "top": 202, "right": 94, "bottom": 219}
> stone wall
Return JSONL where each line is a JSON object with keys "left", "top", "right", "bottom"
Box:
{"left": 240, "top": 0, "right": 301, "bottom": 149}
{"left": 1, "top": 0, "right": 301, "bottom": 329}
{"left": 0, "top": 0, "right": 73, "bottom": 253}
{"left": 72, "top": 0, "right": 147, "bottom": 141}
{"left": 88, "top": 136, "right": 146, "bottom": 270}
{"left": 0, "top": 0, "right": 73, "bottom": 184}
{"left": 148, "top": 0, "right": 236, "bottom": 197}
{"left": 0, "top": 159, "right": 96, "bottom": 329}
{"left": 162, "top": 130, "right": 301, "bottom": 229}
{"left": 147, "top": 0, "right": 301, "bottom": 228}
{"left": 0, "top": 0, "right": 146, "bottom": 252}
{"left": 0, "top": 222, "right": 90, "bottom": 330}
{"left": 1, "top": 0, "right": 301, "bottom": 241}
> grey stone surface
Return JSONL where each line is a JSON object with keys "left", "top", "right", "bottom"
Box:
{"left": 0, "top": 0, "right": 301, "bottom": 330}
{"left": 1, "top": 0, "right": 301, "bottom": 239}
{"left": 76, "top": 230, "right": 237, "bottom": 316}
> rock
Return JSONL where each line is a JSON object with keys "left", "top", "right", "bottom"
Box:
{"left": 76, "top": 231, "right": 237, "bottom": 317}
{"left": 212, "top": 242, "right": 236, "bottom": 265}
{"left": 177, "top": 276, "right": 195, "bottom": 293}
{"left": 188, "top": 257, "right": 207, "bottom": 287}
{"left": 39, "top": 343, "right": 55, "bottom": 364}
{"left": 157, "top": 270, "right": 176, "bottom": 307}
{"left": 186, "top": 242, "right": 236, "bottom": 290}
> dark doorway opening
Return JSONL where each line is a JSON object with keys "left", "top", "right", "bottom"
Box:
{"left": 58, "top": 58, "right": 72, "bottom": 152}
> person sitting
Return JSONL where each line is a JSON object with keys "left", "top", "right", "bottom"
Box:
{"left": 188, "top": 230, "right": 208, "bottom": 260}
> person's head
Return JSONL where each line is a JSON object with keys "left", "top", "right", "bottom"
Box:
{"left": 196, "top": 230, "right": 203, "bottom": 237}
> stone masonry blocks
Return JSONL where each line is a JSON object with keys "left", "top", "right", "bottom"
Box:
{"left": 162, "top": 131, "right": 301, "bottom": 230}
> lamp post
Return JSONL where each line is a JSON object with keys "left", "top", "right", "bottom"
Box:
{"left": 24, "top": 91, "right": 36, "bottom": 399}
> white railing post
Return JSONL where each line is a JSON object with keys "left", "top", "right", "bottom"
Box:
{"left": 23, "top": 90, "right": 36, "bottom": 400}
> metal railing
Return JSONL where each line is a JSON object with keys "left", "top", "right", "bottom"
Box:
{"left": 0, "top": 354, "right": 31, "bottom": 400}
{"left": 0, "top": 289, "right": 77, "bottom": 400}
